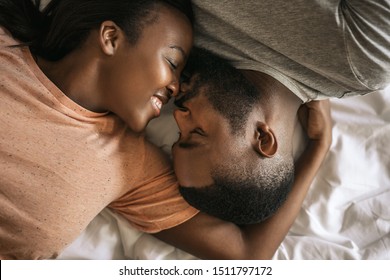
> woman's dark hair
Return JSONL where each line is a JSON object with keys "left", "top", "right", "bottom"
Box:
{"left": 0, "top": 0, "right": 193, "bottom": 61}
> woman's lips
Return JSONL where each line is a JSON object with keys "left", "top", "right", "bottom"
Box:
{"left": 151, "top": 96, "right": 163, "bottom": 116}
{"left": 151, "top": 92, "right": 170, "bottom": 117}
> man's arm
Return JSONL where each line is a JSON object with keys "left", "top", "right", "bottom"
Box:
{"left": 154, "top": 100, "right": 332, "bottom": 259}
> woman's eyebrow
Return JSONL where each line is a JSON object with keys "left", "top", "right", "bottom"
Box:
{"left": 170, "top": 46, "right": 187, "bottom": 59}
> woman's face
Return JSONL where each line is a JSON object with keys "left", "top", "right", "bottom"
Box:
{"left": 102, "top": 4, "right": 193, "bottom": 133}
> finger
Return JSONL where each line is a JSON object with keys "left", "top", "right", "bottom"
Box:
{"left": 297, "top": 104, "right": 309, "bottom": 129}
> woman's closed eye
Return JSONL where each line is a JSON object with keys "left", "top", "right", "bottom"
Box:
{"left": 167, "top": 58, "right": 178, "bottom": 70}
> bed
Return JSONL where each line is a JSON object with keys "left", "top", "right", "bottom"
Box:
{"left": 57, "top": 86, "right": 390, "bottom": 260}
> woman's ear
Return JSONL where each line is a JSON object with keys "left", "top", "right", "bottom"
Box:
{"left": 99, "top": 21, "right": 121, "bottom": 56}
{"left": 252, "top": 122, "right": 278, "bottom": 158}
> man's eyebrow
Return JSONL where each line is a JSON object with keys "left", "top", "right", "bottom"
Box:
{"left": 170, "top": 46, "right": 187, "bottom": 58}
{"left": 178, "top": 141, "right": 201, "bottom": 149}
{"left": 174, "top": 88, "right": 197, "bottom": 108}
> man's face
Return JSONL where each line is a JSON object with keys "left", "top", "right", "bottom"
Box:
{"left": 172, "top": 77, "right": 247, "bottom": 188}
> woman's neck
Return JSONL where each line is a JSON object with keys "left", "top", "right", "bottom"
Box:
{"left": 35, "top": 43, "right": 106, "bottom": 113}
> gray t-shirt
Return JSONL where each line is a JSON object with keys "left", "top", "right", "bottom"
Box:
{"left": 192, "top": 0, "right": 390, "bottom": 102}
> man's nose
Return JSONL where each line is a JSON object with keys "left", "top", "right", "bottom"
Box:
{"left": 173, "top": 108, "right": 191, "bottom": 134}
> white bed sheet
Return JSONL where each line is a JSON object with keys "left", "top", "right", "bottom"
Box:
{"left": 58, "top": 87, "right": 390, "bottom": 260}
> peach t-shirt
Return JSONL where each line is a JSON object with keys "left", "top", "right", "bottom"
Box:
{"left": 0, "top": 27, "right": 198, "bottom": 259}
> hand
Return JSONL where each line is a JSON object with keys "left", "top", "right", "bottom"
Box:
{"left": 298, "top": 100, "right": 332, "bottom": 148}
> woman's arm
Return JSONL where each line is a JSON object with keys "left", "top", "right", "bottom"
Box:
{"left": 154, "top": 100, "right": 332, "bottom": 259}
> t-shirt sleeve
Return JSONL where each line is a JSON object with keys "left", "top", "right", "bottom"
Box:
{"left": 341, "top": 0, "right": 390, "bottom": 91}
{"left": 108, "top": 141, "right": 199, "bottom": 233}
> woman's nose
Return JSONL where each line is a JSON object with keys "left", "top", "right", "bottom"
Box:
{"left": 167, "top": 80, "right": 179, "bottom": 98}
{"left": 172, "top": 72, "right": 192, "bottom": 98}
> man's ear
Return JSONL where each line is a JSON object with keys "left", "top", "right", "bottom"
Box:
{"left": 252, "top": 122, "right": 278, "bottom": 158}
{"left": 99, "top": 21, "right": 121, "bottom": 56}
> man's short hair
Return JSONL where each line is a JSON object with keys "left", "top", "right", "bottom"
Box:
{"left": 178, "top": 47, "right": 294, "bottom": 224}
{"left": 182, "top": 47, "right": 260, "bottom": 133}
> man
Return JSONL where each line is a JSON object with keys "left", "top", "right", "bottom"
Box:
{"left": 153, "top": 48, "right": 332, "bottom": 259}
{"left": 172, "top": 48, "right": 301, "bottom": 224}
{"left": 165, "top": 0, "right": 390, "bottom": 224}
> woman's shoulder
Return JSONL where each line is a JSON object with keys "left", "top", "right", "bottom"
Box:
{"left": 0, "top": 26, "right": 20, "bottom": 46}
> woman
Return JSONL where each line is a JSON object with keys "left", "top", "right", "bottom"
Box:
{"left": 1, "top": 0, "right": 193, "bottom": 132}
{"left": 0, "top": 0, "right": 196, "bottom": 259}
